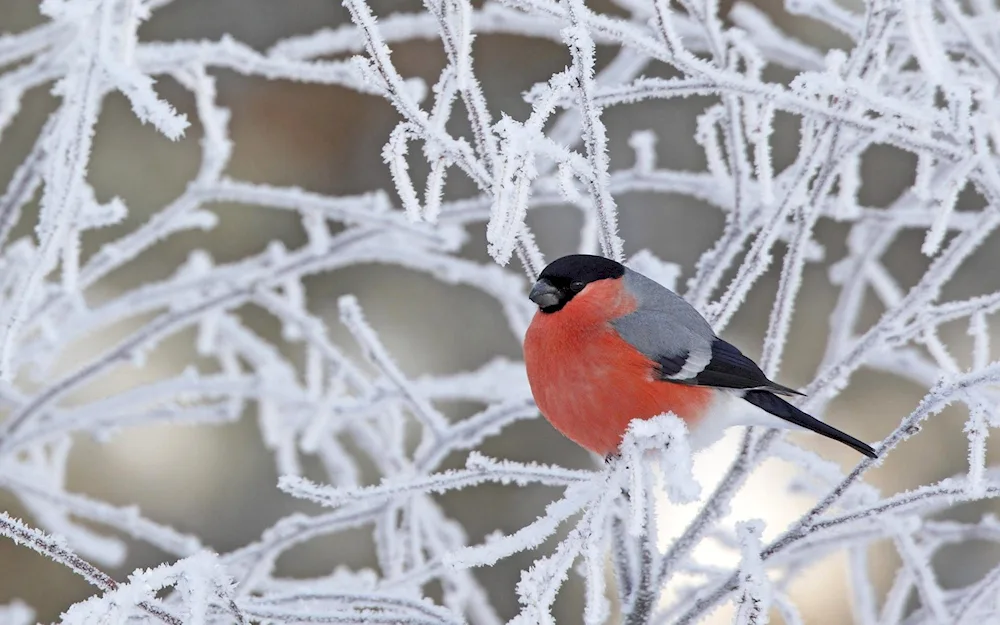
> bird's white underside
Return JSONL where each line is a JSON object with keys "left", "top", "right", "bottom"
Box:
{"left": 686, "top": 389, "right": 808, "bottom": 452}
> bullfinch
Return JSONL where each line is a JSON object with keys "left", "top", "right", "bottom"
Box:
{"left": 523, "top": 254, "right": 877, "bottom": 459}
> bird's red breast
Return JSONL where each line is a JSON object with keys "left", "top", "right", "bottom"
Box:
{"left": 523, "top": 278, "right": 713, "bottom": 456}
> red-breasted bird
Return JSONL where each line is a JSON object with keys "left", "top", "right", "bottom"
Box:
{"left": 523, "top": 254, "right": 877, "bottom": 459}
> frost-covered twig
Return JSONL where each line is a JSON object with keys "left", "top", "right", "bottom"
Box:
{"left": 0, "top": 512, "right": 182, "bottom": 625}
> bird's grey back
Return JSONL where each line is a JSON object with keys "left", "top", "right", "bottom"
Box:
{"left": 609, "top": 268, "right": 716, "bottom": 367}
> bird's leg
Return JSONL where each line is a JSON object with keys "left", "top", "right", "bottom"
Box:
{"left": 604, "top": 452, "right": 632, "bottom": 500}
{"left": 608, "top": 453, "right": 633, "bottom": 496}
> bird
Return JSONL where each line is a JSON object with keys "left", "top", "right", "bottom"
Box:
{"left": 522, "top": 254, "right": 877, "bottom": 460}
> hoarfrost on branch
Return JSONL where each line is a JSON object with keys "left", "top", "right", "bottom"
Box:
{"left": 1, "top": 0, "right": 1000, "bottom": 622}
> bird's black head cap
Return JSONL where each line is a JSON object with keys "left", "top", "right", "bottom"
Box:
{"left": 529, "top": 254, "right": 626, "bottom": 313}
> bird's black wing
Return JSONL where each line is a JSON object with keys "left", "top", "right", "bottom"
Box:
{"left": 668, "top": 338, "right": 802, "bottom": 396}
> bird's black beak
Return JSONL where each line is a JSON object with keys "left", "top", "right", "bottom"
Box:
{"left": 529, "top": 279, "right": 561, "bottom": 309}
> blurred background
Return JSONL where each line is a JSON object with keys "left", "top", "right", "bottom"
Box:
{"left": 1, "top": 0, "right": 998, "bottom": 622}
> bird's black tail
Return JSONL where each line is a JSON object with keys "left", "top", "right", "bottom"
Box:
{"left": 743, "top": 390, "right": 877, "bottom": 459}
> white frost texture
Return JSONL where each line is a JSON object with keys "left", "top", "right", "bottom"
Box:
{"left": 1, "top": 0, "right": 1000, "bottom": 623}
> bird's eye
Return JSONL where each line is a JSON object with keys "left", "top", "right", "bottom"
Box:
{"left": 570, "top": 281, "right": 586, "bottom": 292}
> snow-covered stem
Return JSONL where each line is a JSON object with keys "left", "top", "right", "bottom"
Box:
{"left": 0, "top": 513, "right": 182, "bottom": 625}
{"left": 563, "top": 0, "right": 625, "bottom": 263}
